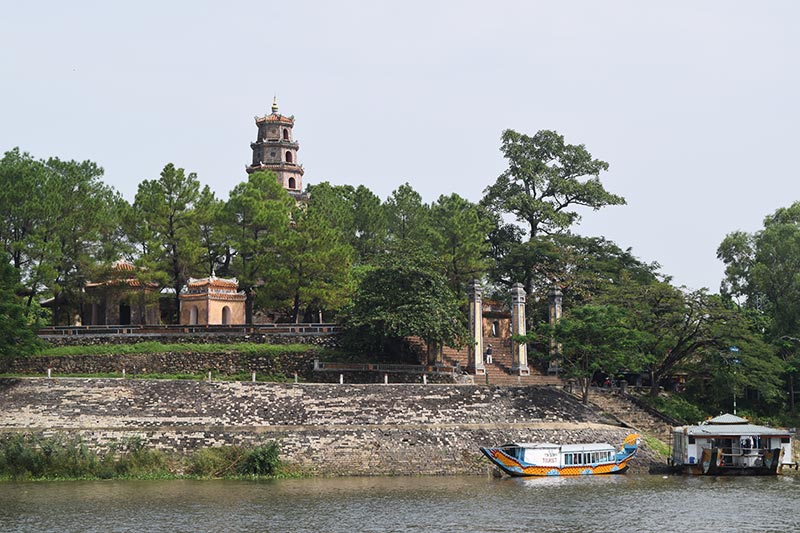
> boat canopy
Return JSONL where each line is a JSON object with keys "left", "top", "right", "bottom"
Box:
{"left": 499, "top": 442, "right": 614, "bottom": 452}
{"left": 560, "top": 443, "right": 615, "bottom": 453}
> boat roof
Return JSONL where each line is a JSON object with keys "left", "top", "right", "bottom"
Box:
{"left": 499, "top": 442, "right": 614, "bottom": 452}
{"left": 674, "top": 423, "right": 791, "bottom": 437}
{"left": 708, "top": 413, "right": 748, "bottom": 424}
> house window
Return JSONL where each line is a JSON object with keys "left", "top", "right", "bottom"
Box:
{"left": 285, "top": 151, "right": 293, "bottom": 163}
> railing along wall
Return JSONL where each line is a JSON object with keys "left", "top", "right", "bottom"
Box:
{"left": 39, "top": 323, "right": 341, "bottom": 337}
{"left": 314, "top": 360, "right": 461, "bottom": 376}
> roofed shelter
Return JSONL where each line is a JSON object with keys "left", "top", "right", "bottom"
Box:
{"left": 179, "top": 276, "right": 246, "bottom": 325}
{"left": 82, "top": 260, "right": 160, "bottom": 325}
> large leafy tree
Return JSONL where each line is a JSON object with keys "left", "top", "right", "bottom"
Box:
{"left": 0, "top": 148, "right": 48, "bottom": 275}
{"left": 548, "top": 304, "right": 644, "bottom": 404}
{"left": 341, "top": 256, "right": 468, "bottom": 361}
{"left": 385, "top": 183, "right": 434, "bottom": 249}
{"left": 224, "top": 171, "right": 294, "bottom": 322}
{"left": 429, "top": 194, "right": 494, "bottom": 295}
{"left": 0, "top": 252, "right": 43, "bottom": 361}
{"left": 261, "top": 202, "right": 353, "bottom": 323}
{"left": 195, "top": 185, "right": 230, "bottom": 277}
{"left": 718, "top": 202, "right": 800, "bottom": 413}
{"left": 605, "top": 281, "right": 740, "bottom": 397}
{"left": 482, "top": 129, "right": 625, "bottom": 240}
{"left": 132, "top": 164, "right": 202, "bottom": 315}
{"left": 305, "top": 182, "right": 387, "bottom": 264}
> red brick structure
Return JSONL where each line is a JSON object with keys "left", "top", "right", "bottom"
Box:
{"left": 246, "top": 96, "right": 305, "bottom": 196}
{"left": 178, "top": 277, "right": 246, "bottom": 325}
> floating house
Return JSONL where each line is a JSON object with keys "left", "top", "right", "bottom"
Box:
{"left": 670, "top": 413, "right": 795, "bottom": 475}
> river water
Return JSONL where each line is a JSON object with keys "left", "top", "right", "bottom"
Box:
{"left": 2, "top": 475, "right": 799, "bottom": 532}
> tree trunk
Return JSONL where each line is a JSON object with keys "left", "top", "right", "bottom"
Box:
{"left": 245, "top": 290, "right": 254, "bottom": 324}
{"left": 580, "top": 377, "right": 590, "bottom": 404}
{"left": 649, "top": 369, "right": 659, "bottom": 397}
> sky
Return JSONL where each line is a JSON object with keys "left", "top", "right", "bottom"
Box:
{"left": 2, "top": 1, "right": 799, "bottom": 292}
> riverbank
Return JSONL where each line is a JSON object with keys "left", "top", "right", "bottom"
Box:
{"left": 0, "top": 378, "right": 660, "bottom": 475}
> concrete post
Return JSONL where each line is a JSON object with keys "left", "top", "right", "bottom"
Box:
{"left": 467, "top": 279, "right": 485, "bottom": 375}
{"left": 548, "top": 287, "right": 563, "bottom": 375}
{"left": 511, "top": 282, "right": 530, "bottom": 376}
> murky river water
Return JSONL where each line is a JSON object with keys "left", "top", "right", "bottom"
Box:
{"left": 2, "top": 475, "right": 799, "bottom": 532}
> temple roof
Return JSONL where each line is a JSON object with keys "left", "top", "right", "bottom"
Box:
{"left": 185, "top": 276, "right": 240, "bottom": 290}
{"left": 255, "top": 113, "right": 294, "bottom": 125}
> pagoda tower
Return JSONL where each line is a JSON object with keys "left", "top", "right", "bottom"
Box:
{"left": 246, "top": 97, "right": 304, "bottom": 195}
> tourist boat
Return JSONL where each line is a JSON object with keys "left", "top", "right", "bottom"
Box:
{"left": 670, "top": 413, "right": 795, "bottom": 475}
{"left": 480, "top": 434, "right": 639, "bottom": 477}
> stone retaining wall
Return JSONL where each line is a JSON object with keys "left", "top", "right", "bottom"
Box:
{"left": 4, "top": 351, "right": 319, "bottom": 380}
{"left": 40, "top": 332, "right": 340, "bottom": 348}
{"left": 0, "top": 378, "right": 656, "bottom": 475}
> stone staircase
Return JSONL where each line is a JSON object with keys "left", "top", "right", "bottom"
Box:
{"left": 585, "top": 389, "right": 673, "bottom": 444}
{"left": 436, "top": 340, "right": 562, "bottom": 387}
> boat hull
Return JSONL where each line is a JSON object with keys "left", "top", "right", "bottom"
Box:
{"left": 480, "top": 447, "right": 632, "bottom": 477}
{"left": 480, "top": 435, "right": 638, "bottom": 477}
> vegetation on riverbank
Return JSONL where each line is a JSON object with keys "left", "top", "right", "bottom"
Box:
{"left": 0, "top": 433, "right": 292, "bottom": 481}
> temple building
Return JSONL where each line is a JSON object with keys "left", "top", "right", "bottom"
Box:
{"left": 246, "top": 97, "right": 305, "bottom": 197}
{"left": 178, "top": 276, "right": 246, "bottom": 325}
{"left": 82, "top": 260, "right": 160, "bottom": 325}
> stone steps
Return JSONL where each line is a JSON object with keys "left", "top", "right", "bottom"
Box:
{"left": 586, "top": 390, "right": 672, "bottom": 444}
{"left": 411, "top": 337, "right": 563, "bottom": 387}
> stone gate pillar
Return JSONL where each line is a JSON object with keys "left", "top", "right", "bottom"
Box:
{"left": 548, "top": 287, "right": 563, "bottom": 375}
{"left": 511, "top": 282, "right": 530, "bottom": 376}
{"left": 467, "top": 279, "right": 485, "bottom": 375}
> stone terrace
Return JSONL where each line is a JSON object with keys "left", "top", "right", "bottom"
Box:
{"left": 0, "top": 378, "right": 656, "bottom": 475}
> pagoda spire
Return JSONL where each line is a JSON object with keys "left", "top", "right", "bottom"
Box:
{"left": 272, "top": 95, "right": 279, "bottom": 114}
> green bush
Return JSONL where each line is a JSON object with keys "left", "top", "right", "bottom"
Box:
{"left": 638, "top": 393, "right": 707, "bottom": 424}
{"left": 239, "top": 442, "right": 281, "bottom": 476}
{"left": 0, "top": 434, "right": 282, "bottom": 480}
{"left": 186, "top": 446, "right": 246, "bottom": 477}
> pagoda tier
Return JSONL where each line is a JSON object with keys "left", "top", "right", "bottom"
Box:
{"left": 246, "top": 97, "right": 304, "bottom": 194}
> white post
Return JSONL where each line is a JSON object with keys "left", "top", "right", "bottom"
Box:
{"left": 47, "top": 368, "right": 51, "bottom": 378}
{"left": 294, "top": 372, "right": 298, "bottom": 383}
{"left": 339, "top": 374, "right": 344, "bottom": 384}
{"left": 511, "top": 282, "right": 530, "bottom": 376}
{"left": 252, "top": 371, "right": 256, "bottom": 382}
{"left": 208, "top": 371, "right": 212, "bottom": 381}
{"left": 384, "top": 373, "right": 388, "bottom": 384}
{"left": 423, "top": 374, "right": 427, "bottom": 385}
{"left": 122, "top": 367, "right": 126, "bottom": 378}
{"left": 467, "top": 279, "right": 485, "bottom": 375}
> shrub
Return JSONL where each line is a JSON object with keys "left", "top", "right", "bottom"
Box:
{"left": 238, "top": 442, "right": 281, "bottom": 476}
{"left": 187, "top": 446, "right": 246, "bottom": 477}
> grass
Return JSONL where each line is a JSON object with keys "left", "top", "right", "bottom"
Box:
{"left": 0, "top": 433, "right": 289, "bottom": 481}
{"left": 33, "top": 342, "right": 323, "bottom": 357}
{"left": 635, "top": 393, "right": 708, "bottom": 425}
{"left": 642, "top": 434, "right": 670, "bottom": 458}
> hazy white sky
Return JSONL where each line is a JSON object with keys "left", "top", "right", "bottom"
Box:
{"left": 2, "top": 1, "right": 799, "bottom": 292}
